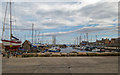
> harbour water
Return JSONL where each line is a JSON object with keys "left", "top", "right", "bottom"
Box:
{"left": 60, "top": 47, "right": 90, "bottom": 53}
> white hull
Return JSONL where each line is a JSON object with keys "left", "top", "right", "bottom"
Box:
{"left": 2, "top": 41, "right": 21, "bottom": 46}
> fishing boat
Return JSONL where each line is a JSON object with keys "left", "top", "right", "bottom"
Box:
{"left": 1, "top": 2, "right": 21, "bottom": 51}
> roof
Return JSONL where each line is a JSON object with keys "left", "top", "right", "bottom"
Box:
{"left": 22, "top": 40, "right": 31, "bottom": 45}
{"left": 111, "top": 38, "right": 117, "bottom": 40}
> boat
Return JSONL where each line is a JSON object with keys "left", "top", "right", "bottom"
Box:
{"left": 1, "top": 2, "right": 21, "bottom": 51}
{"left": 92, "top": 48, "right": 100, "bottom": 52}
{"left": 43, "top": 46, "right": 61, "bottom": 53}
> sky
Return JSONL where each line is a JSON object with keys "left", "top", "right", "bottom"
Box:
{"left": 0, "top": 0, "right": 119, "bottom": 44}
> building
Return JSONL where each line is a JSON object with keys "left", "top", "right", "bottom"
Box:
{"left": 0, "top": 43, "right": 5, "bottom": 53}
{"left": 111, "top": 38, "right": 116, "bottom": 44}
{"left": 104, "top": 38, "right": 110, "bottom": 44}
{"left": 96, "top": 38, "right": 120, "bottom": 47}
{"left": 22, "top": 40, "right": 32, "bottom": 51}
{"left": 109, "top": 38, "right": 120, "bottom": 47}
{"left": 96, "top": 38, "right": 110, "bottom": 45}
{"left": 81, "top": 41, "right": 89, "bottom": 45}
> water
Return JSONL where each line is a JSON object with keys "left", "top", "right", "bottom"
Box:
{"left": 60, "top": 47, "right": 90, "bottom": 53}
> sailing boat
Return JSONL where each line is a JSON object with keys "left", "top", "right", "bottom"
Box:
{"left": 1, "top": 2, "right": 21, "bottom": 51}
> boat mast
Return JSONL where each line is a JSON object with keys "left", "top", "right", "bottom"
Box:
{"left": 2, "top": 2, "right": 8, "bottom": 39}
{"left": 32, "top": 23, "right": 34, "bottom": 44}
{"left": 10, "top": 1, "right": 12, "bottom": 40}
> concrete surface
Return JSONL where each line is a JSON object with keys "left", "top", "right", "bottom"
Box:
{"left": 0, "top": 55, "right": 2, "bottom": 75}
{"left": 2, "top": 57, "right": 118, "bottom": 73}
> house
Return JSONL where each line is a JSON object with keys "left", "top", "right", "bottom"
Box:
{"left": 111, "top": 38, "right": 117, "bottom": 44}
{"left": 96, "top": 38, "right": 110, "bottom": 45}
{"left": 81, "top": 41, "right": 89, "bottom": 45}
{"left": 96, "top": 38, "right": 120, "bottom": 47}
{"left": 104, "top": 38, "right": 109, "bottom": 44}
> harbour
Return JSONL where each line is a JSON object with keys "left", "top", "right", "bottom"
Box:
{"left": 0, "top": 1, "right": 120, "bottom": 55}
{"left": 0, "top": 0, "right": 120, "bottom": 75}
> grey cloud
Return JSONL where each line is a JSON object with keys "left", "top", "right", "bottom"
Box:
{"left": 38, "top": 26, "right": 114, "bottom": 36}
{"left": 36, "top": 10, "right": 75, "bottom": 18}
{"left": 80, "top": 2, "right": 118, "bottom": 19}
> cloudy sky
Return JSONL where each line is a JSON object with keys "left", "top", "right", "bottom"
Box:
{"left": 0, "top": 0, "right": 119, "bottom": 44}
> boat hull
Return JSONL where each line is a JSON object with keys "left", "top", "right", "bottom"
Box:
{"left": 42, "top": 49, "right": 61, "bottom": 53}
{"left": 48, "top": 50, "right": 61, "bottom": 52}
{"left": 2, "top": 40, "right": 22, "bottom": 50}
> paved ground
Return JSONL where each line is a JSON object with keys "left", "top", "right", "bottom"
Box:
{"left": 0, "top": 55, "right": 2, "bottom": 75}
{"left": 2, "top": 56, "right": 118, "bottom": 73}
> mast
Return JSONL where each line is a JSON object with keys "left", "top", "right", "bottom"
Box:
{"left": 32, "top": 23, "right": 34, "bottom": 44}
{"left": 10, "top": 1, "right": 12, "bottom": 40}
{"left": 2, "top": 2, "right": 8, "bottom": 39}
{"left": 86, "top": 33, "right": 88, "bottom": 42}
{"left": 77, "top": 37, "right": 78, "bottom": 46}
{"left": 52, "top": 36, "right": 56, "bottom": 46}
{"left": 79, "top": 35, "right": 81, "bottom": 46}
{"left": 84, "top": 35, "right": 85, "bottom": 41}
{"left": 38, "top": 31, "right": 40, "bottom": 43}
{"left": 86, "top": 33, "right": 88, "bottom": 45}
{"left": 35, "top": 30, "right": 37, "bottom": 44}
{"left": 96, "top": 35, "right": 97, "bottom": 41}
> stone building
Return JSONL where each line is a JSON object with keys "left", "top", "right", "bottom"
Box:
{"left": 22, "top": 40, "right": 32, "bottom": 51}
{"left": 96, "top": 38, "right": 120, "bottom": 47}
{"left": 0, "top": 43, "right": 5, "bottom": 53}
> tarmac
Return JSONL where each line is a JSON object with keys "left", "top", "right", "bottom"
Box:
{"left": 2, "top": 56, "right": 119, "bottom": 73}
